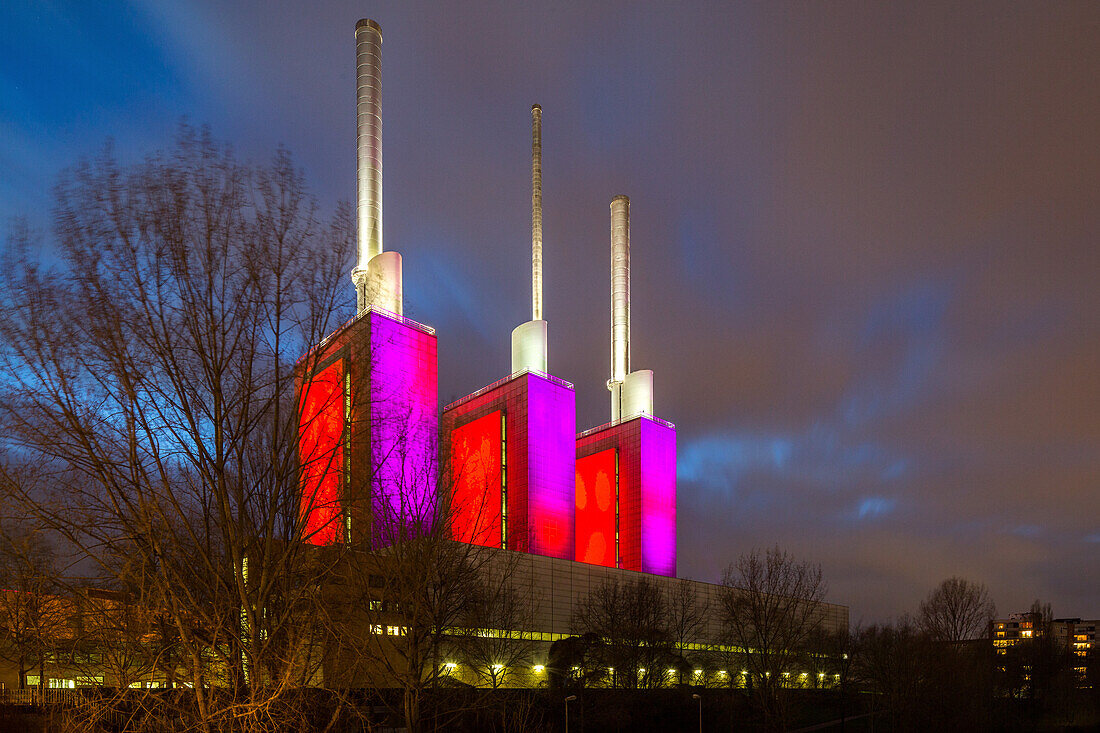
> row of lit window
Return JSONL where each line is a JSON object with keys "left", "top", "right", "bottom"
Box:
{"left": 435, "top": 627, "right": 791, "bottom": 655}
{"left": 439, "top": 662, "right": 841, "bottom": 682}
{"left": 369, "top": 625, "right": 407, "bottom": 636}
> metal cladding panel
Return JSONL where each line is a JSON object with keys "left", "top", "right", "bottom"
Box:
{"left": 525, "top": 375, "right": 576, "bottom": 559}
{"left": 442, "top": 372, "right": 575, "bottom": 559}
{"left": 367, "top": 311, "right": 439, "bottom": 541}
{"left": 639, "top": 417, "right": 676, "bottom": 577}
{"left": 575, "top": 415, "right": 675, "bottom": 576}
{"left": 298, "top": 359, "right": 345, "bottom": 545}
{"left": 449, "top": 411, "right": 503, "bottom": 547}
{"left": 575, "top": 448, "right": 617, "bottom": 567}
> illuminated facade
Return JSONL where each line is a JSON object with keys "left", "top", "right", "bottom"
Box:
{"left": 298, "top": 309, "right": 438, "bottom": 546}
{"left": 442, "top": 371, "right": 576, "bottom": 559}
{"left": 302, "top": 17, "right": 675, "bottom": 581}
{"left": 576, "top": 416, "right": 677, "bottom": 576}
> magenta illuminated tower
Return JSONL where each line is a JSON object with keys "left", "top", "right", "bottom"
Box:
{"left": 442, "top": 105, "right": 576, "bottom": 560}
{"left": 575, "top": 196, "right": 676, "bottom": 576}
{"left": 298, "top": 19, "right": 438, "bottom": 546}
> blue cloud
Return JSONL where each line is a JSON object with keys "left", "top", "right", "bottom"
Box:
{"left": 841, "top": 278, "right": 953, "bottom": 426}
{"left": 854, "top": 497, "right": 896, "bottom": 520}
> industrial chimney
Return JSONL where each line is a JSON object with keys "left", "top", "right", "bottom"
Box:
{"left": 608, "top": 195, "right": 653, "bottom": 420}
{"left": 351, "top": 19, "right": 402, "bottom": 316}
{"left": 511, "top": 104, "right": 549, "bottom": 374}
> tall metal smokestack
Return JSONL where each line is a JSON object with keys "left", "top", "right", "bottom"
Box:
{"left": 355, "top": 19, "right": 383, "bottom": 276}
{"left": 511, "top": 105, "right": 548, "bottom": 374}
{"left": 531, "top": 104, "right": 543, "bottom": 321}
{"left": 609, "top": 195, "right": 630, "bottom": 419}
{"left": 610, "top": 195, "right": 630, "bottom": 386}
{"left": 608, "top": 195, "right": 653, "bottom": 420}
{"left": 352, "top": 19, "right": 401, "bottom": 315}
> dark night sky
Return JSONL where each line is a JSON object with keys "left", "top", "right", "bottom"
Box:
{"left": 3, "top": 1, "right": 1098, "bottom": 623}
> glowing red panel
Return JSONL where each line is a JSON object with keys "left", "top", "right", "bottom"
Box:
{"left": 450, "top": 411, "right": 503, "bottom": 547}
{"left": 298, "top": 359, "right": 344, "bottom": 545}
{"left": 575, "top": 448, "right": 616, "bottom": 567}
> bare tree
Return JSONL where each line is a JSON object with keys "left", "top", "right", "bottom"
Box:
{"left": 719, "top": 546, "right": 827, "bottom": 731}
{"left": 853, "top": 617, "right": 928, "bottom": 730}
{"left": 315, "top": 453, "right": 501, "bottom": 733}
{"left": 919, "top": 577, "right": 996, "bottom": 644}
{"left": 572, "top": 575, "right": 673, "bottom": 689}
{"left": 667, "top": 580, "right": 709, "bottom": 685}
{"left": 0, "top": 526, "right": 68, "bottom": 689}
{"left": 0, "top": 127, "right": 352, "bottom": 730}
{"left": 455, "top": 556, "right": 539, "bottom": 689}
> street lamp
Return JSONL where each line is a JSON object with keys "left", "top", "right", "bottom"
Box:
{"left": 692, "top": 693, "right": 702, "bottom": 733}
{"left": 564, "top": 694, "right": 577, "bottom": 733}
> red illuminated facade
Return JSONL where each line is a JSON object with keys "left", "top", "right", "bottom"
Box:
{"left": 442, "top": 371, "right": 575, "bottom": 559}
{"left": 299, "top": 358, "right": 346, "bottom": 546}
{"left": 575, "top": 448, "right": 617, "bottom": 567}
{"left": 450, "top": 410, "right": 504, "bottom": 548}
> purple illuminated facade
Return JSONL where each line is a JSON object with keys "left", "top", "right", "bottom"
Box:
{"left": 442, "top": 371, "right": 576, "bottom": 559}
{"left": 576, "top": 415, "right": 677, "bottom": 577}
{"left": 298, "top": 309, "right": 438, "bottom": 545}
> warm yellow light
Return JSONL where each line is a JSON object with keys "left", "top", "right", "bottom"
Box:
{"left": 533, "top": 665, "right": 545, "bottom": 673}
{"left": 491, "top": 664, "right": 504, "bottom": 671}
{"left": 719, "top": 670, "right": 728, "bottom": 675}
{"left": 694, "top": 669, "right": 703, "bottom": 675}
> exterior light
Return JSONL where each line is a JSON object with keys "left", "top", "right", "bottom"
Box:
{"left": 694, "top": 669, "right": 703, "bottom": 675}
{"left": 719, "top": 670, "right": 727, "bottom": 675}
{"left": 533, "top": 665, "right": 545, "bottom": 673}
{"left": 491, "top": 664, "right": 504, "bottom": 671}
{"left": 639, "top": 668, "right": 646, "bottom": 673}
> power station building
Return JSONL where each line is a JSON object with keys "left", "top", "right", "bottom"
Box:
{"left": 297, "top": 18, "right": 848, "bottom": 672}
{"left": 299, "top": 18, "right": 681, "bottom": 578}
